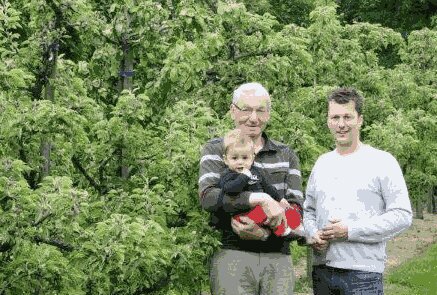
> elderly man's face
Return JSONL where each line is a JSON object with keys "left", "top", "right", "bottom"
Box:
{"left": 230, "top": 90, "right": 270, "bottom": 138}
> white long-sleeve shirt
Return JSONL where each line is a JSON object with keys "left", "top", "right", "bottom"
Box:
{"left": 304, "top": 144, "right": 412, "bottom": 273}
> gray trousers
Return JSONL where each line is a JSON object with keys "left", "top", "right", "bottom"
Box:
{"left": 210, "top": 249, "right": 295, "bottom": 295}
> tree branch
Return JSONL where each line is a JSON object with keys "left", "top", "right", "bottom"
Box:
{"left": 71, "top": 155, "right": 103, "bottom": 194}
{"left": 205, "top": 69, "right": 220, "bottom": 83}
{"left": 18, "top": 139, "right": 38, "bottom": 189}
{"left": 98, "top": 149, "right": 118, "bottom": 192}
{"left": 32, "top": 211, "right": 52, "bottom": 226}
{"left": 34, "top": 236, "right": 74, "bottom": 252}
{"left": 233, "top": 50, "right": 274, "bottom": 61}
{"left": 205, "top": 0, "right": 218, "bottom": 14}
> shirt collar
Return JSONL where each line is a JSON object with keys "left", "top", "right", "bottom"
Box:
{"left": 259, "top": 132, "right": 279, "bottom": 153}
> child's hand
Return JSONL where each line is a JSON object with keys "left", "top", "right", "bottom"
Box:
{"left": 241, "top": 168, "right": 251, "bottom": 177}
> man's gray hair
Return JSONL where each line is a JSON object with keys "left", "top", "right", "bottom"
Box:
{"left": 232, "top": 82, "right": 271, "bottom": 107}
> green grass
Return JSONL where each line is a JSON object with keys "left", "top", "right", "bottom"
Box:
{"left": 291, "top": 241, "right": 307, "bottom": 262}
{"left": 294, "top": 276, "right": 312, "bottom": 293}
{"left": 385, "top": 243, "right": 437, "bottom": 295}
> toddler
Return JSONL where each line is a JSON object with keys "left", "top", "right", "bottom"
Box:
{"left": 219, "top": 129, "right": 303, "bottom": 237}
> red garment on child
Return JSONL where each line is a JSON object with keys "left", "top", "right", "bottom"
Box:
{"left": 233, "top": 203, "right": 302, "bottom": 236}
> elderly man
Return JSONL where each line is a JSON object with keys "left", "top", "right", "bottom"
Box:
{"left": 198, "top": 82, "right": 304, "bottom": 295}
{"left": 304, "top": 87, "right": 412, "bottom": 294}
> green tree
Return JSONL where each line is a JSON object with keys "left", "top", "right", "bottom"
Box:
{"left": 338, "top": 0, "right": 437, "bottom": 32}
{"left": 1, "top": 1, "right": 436, "bottom": 293}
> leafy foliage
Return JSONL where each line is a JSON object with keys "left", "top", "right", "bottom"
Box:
{"left": 0, "top": 0, "right": 435, "bottom": 293}
{"left": 338, "top": 0, "right": 437, "bottom": 32}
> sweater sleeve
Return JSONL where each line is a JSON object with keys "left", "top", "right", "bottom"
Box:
{"left": 284, "top": 148, "right": 304, "bottom": 207}
{"left": 347, "top": 154, "right": 413, "bottom": 243}
{"left": 198, "top": 140, "right": 251, "bottom": 214}
{"left": 264, "top": 183, "right": 283, "bottom": 202}
{"left": 252, "top": 166, "right": 282, "bottom": 202}
{"left": 303, "top": 167, "right": 319, "bottom": 239}
{"left": 220, "top": 172, "right": 250, "bottom": 195}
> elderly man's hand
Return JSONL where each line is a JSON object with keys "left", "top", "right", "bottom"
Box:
{"left": 249, "top": 193, "right": 285, "bottom": 229}
{"left": 231, "top": 216, "right": 269, "bottom": 240}
{"left": 321, "top": 219, "right": 348, "bottom": 241}
{"left": 278, "top": 198, "right": 291, "bottom": 209}
{"left": 260, "top": 197, "right": 286, "bottom": 228}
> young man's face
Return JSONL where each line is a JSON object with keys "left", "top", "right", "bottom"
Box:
{"left": 230, "top": 91, "right": 271, "bottom": 139}
{"left": 224, "top": 146, "right": 254, "bottom": 173}
{"left": 327, "top": 101, "right": 363, "bottom": 147}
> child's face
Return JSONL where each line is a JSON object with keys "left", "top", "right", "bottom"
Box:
{"left": 224, "top": 146, "right": 254, "bottom": 173}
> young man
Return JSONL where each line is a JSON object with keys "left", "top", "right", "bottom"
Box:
{"left": 304, "top": 87, "right": 412, "bottom": 294}
{"left": 198, "top": 82, "right": 303, "bottom": 295}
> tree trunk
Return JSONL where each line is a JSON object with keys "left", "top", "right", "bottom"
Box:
{"left": 433, "top": 186, "right": 437, "bottom": 214}
{"left": 40, "top": 140, "right": 52, "bottom": 178}
{"left": 415, "top": 198, "right": 424, "bottom": 219}
{"left": 40, "top": 42, "right": 58, "bottom": 180}
{"left": 120, "top": 147, "right": 129, "bottom": 179}
{"left": 306, "top": 247, "right": 313, "bottom": 283}
{"left": 427, "top": 186, "right": 433, "bottom": 214}
{"left": 118, "top": 37, "right": 133, "bottom": 179}
{"left": 121, "top": 41, "right": 133, "bottom": 91}
{"left": 44, "top": 43, "right": 58, "bottom": 101}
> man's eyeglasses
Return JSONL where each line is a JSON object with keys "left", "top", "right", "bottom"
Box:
{"left": 232, "top": 104, "right": 269, "bottom": 117}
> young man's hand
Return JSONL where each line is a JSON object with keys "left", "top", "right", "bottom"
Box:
{"left": 309, "top": 230, "right": 329, "bottom": 252}
{"left": 321, "top": 218, "right": 348, "bottom": 240}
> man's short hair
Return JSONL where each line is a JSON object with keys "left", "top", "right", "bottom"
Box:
{"left": 328, "top": 87, "right": 364, "bottom": 115}
{"left": 232, "top": 82, "right": 271, "bottom": 109}
{"left": 223, "top": 129, "right": 254, "bottom": 155}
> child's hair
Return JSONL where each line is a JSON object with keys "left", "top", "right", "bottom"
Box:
{"left": 223, "top": 129, "right": 254, "bottom": 155}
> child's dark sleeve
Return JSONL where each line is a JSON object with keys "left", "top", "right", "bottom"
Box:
{"left": 260, "top": 174, "right": 283, "bottom": 202}
{"left": 263, "top": 183, "right": 282, "bottom": 202}
{"left": 219, "top": 172, "right": 250, "bottom": 196}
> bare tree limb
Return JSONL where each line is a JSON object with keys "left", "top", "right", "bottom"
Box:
{"left": 34, "top": 236, "right": 74, "bottom": 252}
{"left": 233, "top": 50, "right": 274, "bottom": 61}
{"left": 32, "top": 211, "right": 52, "bottom": 226}
{"left": 71, "top": 155, "right": 103, "bottom": 194}
{"left": 98, "top": 149, "right": 119, "bottom": 192}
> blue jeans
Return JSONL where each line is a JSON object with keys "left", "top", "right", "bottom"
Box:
{"left": 312, "top": 265, "right": 383, "bottom": 295}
